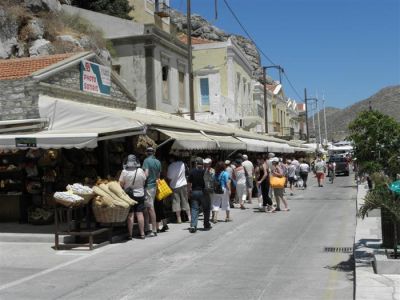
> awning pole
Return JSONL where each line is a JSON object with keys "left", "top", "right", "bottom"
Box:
{"left": 156, "top": 137, "right": 174, "bottom": 149}
{"left": 227, "top": 149, "right": 238, "bottom": 158}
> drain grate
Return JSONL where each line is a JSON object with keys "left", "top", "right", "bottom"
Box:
{"left": 324, "top": 247, "right": 353, "bottom": 253}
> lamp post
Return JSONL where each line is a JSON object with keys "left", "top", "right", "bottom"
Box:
{"left": 262, "top": 65, "right": 284, "bottom": 134}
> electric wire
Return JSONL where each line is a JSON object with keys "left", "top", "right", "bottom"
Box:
{"left": 222, "top": 0, "right": 304, "bottom": 102}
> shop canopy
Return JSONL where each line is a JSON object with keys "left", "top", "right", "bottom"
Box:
{"left": 236, "top": 137, "right": 269, "bottom": 152}
{"left": 155, "top": 128, "right": 217, "bottom": 150}
{"left": 0, "top": 96, "right": 145, "bottom": 149}
{"left": 267, "top": 142, "right": 294, "bottom": 153}
{"left": 203, "top": 133, "right": 246, "bottom": 151}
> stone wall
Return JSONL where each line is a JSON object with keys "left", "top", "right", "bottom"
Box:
{"left": 0, "top": 79, "right": 39, "bottom": 120}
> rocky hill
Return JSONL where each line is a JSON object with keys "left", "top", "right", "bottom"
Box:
{"left": 308, "top": 85, "right": 400, "bottom": 141}
{"left": 0, "top": 0, "right": 111, "bottom": 61}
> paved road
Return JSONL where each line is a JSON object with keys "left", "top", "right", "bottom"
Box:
{"left": 0, "top": 174, "right": 357, "bottom": 300}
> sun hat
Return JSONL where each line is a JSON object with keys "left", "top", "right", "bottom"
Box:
{"left": 242, "top": 154, "right": 248, "bottom": 160}
{"left": 126, "top": 154, "right": 140, "bottom": 168}
{"left": 204, "top": 158, "right": 212, "bottom": 164}
{"left": 224, "top": 160, "right": 231, "bottom": 165}
{"left": 272, "top": 157, "right": 279, "bottom": 162}
{"left": 268, "top": 153, "right": 275, "bottom": 158}
{"left": 146, "top": 147, "right": 155, "bottom": 153}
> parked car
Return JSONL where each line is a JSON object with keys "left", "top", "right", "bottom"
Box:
{"left": 328, "top": 156, "right": 350, "bottom": 176}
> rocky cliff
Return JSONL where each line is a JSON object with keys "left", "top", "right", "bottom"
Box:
{"left": 169, "top": 9, "right": 266, "bottom": 80}
{"left": 0, "top": 0, "right": 110, "bottom": 61}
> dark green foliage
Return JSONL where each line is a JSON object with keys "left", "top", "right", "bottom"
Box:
{"left": 349, "top": 110, "right": 400, "bottom": 175}
{"left": 72, "top": 0, "right": 132, "bottom": 20}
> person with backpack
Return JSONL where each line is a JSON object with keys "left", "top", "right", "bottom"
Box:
{"left": 211, "top": 161, "right": 232, "bottom": 223}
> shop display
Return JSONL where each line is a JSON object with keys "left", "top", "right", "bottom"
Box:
{"left": 28, "top": 207, "right": 54, "bottom": 225}
{"left": 54, "top": 191, "right": 84, "bottom": 207}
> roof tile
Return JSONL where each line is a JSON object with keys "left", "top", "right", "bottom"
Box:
{"left": 0, "top": 53, "right": 78, "bottom": 80}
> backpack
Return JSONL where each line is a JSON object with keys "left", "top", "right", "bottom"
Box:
{"left": 213, "top": 172, "right": 224, "bottom": 194}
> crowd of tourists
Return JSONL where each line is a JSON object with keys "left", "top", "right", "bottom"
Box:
{"left": 118, "top": 147, "right": 322, "bottom": 239}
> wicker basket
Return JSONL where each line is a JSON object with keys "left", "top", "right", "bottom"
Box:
{"left": 92, "top": 204, "right": 129, "bottom": 223}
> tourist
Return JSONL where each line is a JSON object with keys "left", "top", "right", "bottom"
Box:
{"left": 142, "top": 147, "right": 160, "bottom": 237}
{"left": 212, "top": 161, "right": 232, "bottom": 223}
{"left": 257, "top": 156, "right": 275, "bottom": 213}
{"left": 233, "top": 158, "right": 247, "bottom": 210}
{"left": 314, "top": 156, "right": 326, "bottom": 187}
{"left": 271, "top": 159, "right": 290, "bottom": 211}
{"left": 188, "top": 157, "right": 210, "bottom": 233}
{"left": 299, "top": 159, "right": 310, "bottom": 189}
{"left": 203, "top": 158, "right": 215, "bottom": 228}
{"left": 254, "top": 157, "right": 264, "bottom": 209}
{"left": 167, "top": 155, "right": 191, "bottom": 224}
{"left": 242, "top": 154, "right": 254, "bottom": 204}
{"left": 287, "top": 159, "right": 297, "bottom": 196}
{"left": 119, "top": 154, "right": 147, "bottom": 240}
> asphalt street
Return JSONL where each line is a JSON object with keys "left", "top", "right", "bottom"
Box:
{"left": 0, "top": 173, "right": 357, "bottom": 300}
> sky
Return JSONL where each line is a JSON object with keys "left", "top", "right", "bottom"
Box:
{"left": 170, "top": 0, "right": 400, "bottom": 109}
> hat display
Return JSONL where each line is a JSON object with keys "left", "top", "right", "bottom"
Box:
{"left": 203, "top": 158, "right": 212, "bottom": 164}
{"left": 195, "top": 157, "right": 204, "bottom": 165}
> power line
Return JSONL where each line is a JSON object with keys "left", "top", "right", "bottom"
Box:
{"left": 222, "top": 0, "right": 304, "bottom": 102}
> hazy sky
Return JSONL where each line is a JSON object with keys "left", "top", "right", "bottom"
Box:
{"left": 170, "top": 0, "right": 400, "bottom": 108}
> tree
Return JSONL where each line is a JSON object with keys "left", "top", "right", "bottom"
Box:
{"left": 72, "top": 0, "right": 133, "bottom": 20}
{"left": 348, "top": 110, "right": 400, "bottom": 177}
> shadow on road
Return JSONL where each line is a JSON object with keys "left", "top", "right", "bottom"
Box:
{"left": 324, "top": 254, "right": 355, "bottom": 281}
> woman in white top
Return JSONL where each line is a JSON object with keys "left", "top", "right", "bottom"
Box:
{"left": 233, "top": 159, "right": 247, "bottom": 210}
{"left": 119, "top": 154, "right": 147, "bottom": 240}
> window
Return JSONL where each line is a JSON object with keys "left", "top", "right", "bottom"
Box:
{"left": 162, "top": 65, "right": 169, "bottom": 102}
{"left": 178, "top": 71, "right": 185, "bottom": 107}
{"left": 112, "top": 65, "right": 121, "bottom": 75}
{"left": 200, "top": 78, "right": 210, "bottom": 106}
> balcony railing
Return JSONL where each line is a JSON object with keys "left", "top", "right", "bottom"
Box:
{"left": 155, "top": 0, "right": 170, "bottom": 18}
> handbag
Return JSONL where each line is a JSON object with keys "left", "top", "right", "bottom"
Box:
{"left": 124, "top": 169, "right": 138, "bottom": 198}
{"left": 213, "top": 173, "right": 224, "bottom": 194}
{"left": 156, "top": 179, "right": 173, "bottom": 201}
{"left": 269, "top": 176, "right": 286, "bottom": 188}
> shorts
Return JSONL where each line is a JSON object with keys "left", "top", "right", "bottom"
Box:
{"left": 145, "top": 187, "right": 156, "bottom": 208}
{"left": 246, "top": 178, "right": 254, "bottom": 189}
{"left": 273, "top": 188, "right": 284, "bottom": 198}
{"left": 288, "top": 177, "right": 296, "bottom": 184}
{"left": 129, "top": 195, "right": 145, "bottom": 213}
{"left": 316, "top": 172, "right": 325, "bottom": 180}
{"left": 172, "top": 185, "right": 190, "bottom": 212}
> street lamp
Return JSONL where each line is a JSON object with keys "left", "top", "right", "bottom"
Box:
{"left": 263, "top": 65, "right": 284, "bottom": 134}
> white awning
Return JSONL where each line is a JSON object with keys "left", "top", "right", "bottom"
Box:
{"left": 204, "top": 134, "right": 246, "bottom": 151}
{"left": 155, "top": 128, "right": 217, "bottom": 150}
{"left": 0, "top": 96, "right": 145, "bottom": 149}
{"left": 237, "top": 137, "right": 268, "bottom": 152}
{"left": 267, "top": 142, "right": 294, "bottom": 153}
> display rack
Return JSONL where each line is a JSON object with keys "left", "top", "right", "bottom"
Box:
{"left": 54, "top": 204, "right": 112, "bottom": 250}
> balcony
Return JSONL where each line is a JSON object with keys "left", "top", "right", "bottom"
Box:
{"left": 154, "top": 0, "right": 170, "bottom": 18}
{"left": 239, "top": 103, "right": 264, "bottom": 130}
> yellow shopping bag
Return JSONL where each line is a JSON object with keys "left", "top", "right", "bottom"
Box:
{"left": 156, "top": 179, "right": 173, "bottom": 201}
{"left": 269, "top": 176, "right": 286, "bottom": 189}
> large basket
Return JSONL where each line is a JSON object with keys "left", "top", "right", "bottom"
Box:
{"left": 92, "top": 204, "right": 129, "bottom": 223}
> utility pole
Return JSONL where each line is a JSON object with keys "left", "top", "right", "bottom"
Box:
{"left": 187, "top": 0, "right": 195, "bottom": 120}
{"left": 323, "top": 96, "right": 328, "bottom": 143}
{"left": 317, "top": 100, "right": 322, "bottom": 148}
{"left": 263, "top": 67, "right": 268, "bottom": 134}
{"left": 304, "top": 88, "right": 309, "bottom": 143}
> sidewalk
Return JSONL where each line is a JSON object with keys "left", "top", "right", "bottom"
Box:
{"left": 355, "top": 184, "right": 400, "bottom": 300}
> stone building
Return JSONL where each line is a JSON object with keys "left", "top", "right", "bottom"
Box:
{"left": 62, "top": 4, "right": 190, "bottom": 115}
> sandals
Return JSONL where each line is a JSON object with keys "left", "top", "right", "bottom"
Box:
{"left": 140, "top": 235, "right": 145, "bottom": 240}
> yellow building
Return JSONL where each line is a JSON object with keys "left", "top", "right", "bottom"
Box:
{"left": 128, "top": 0, "right": 171, "bottom": 33}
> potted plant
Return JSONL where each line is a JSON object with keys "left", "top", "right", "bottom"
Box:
{"left": 358, "top": 173, "right": 400, "bottom": 258}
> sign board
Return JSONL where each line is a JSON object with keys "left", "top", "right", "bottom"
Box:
{"left": 80, "top": 60, "right": 111, "bottom": 96}
{"left": 15, "top": 138, "right": 37, "bottom": 147}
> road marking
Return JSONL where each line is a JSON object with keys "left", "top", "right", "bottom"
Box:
{"left": 0, "top": 244, "right": 116, "bottom": 292}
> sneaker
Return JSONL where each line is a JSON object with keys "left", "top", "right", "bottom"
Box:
{"left": 290, "top": 192, "right": 294, "bottom": 196}
{"left": 203, "top": 225, "right": 212, "bottom": 231}
{"left": 146, "top": 231, "right": 157, "bottom": 237}
{"left": 160, "top": 225, "right": 169, "bottom": 232}
{"left": 189, "top": 227, "right": 197, "bottom": 233}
